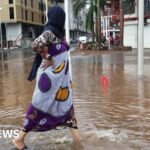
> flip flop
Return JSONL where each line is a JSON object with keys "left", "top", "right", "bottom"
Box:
{"left": 17, "top": 145, "right": 28, "bottom": 150}
{"left": 11, "top": 145, "right": 28, "bottom": 150}
{"left": 12, "top": 139, "right": 29, "bottom": 150}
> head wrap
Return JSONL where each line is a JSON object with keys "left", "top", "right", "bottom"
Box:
{"left": 44, "top": 6, "right": 66, "bottom": 39}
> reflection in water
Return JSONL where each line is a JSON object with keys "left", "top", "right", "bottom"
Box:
{"left": 138, "top": 79, "right": 144, "bottom": 99}
{"left": 0, "top": 50, "right": 150, "bottom": 149}
{"left": 100, "top": 76, "right": 109, "bottom": 97}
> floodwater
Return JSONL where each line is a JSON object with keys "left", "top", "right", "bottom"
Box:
{"left": 0, "top": 49, "right": 150, "bottom": 150}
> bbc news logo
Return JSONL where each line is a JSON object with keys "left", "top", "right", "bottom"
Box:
{"left": 0, "top": 130, "right": 19, "bottom": 139}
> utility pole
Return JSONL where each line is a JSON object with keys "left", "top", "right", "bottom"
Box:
{"left": 64, "top": 0, "right": 70, "bottom": 44}
{"left": 0, "top": 7, "right": 3, "bottom": 61}
{"left": 119, "top": 0, "right": 124, "bottom": 48}
{"left": 45, "top": 0, "right": 48, "bottom": 23}
{"left": 138, "top": 0, "right": 144, "bottom": 77}
{"left": 64, "top": 0, "right": 72, "bottom": 78}
{"left": 97, "top": 0, "right": 101, "bottom": 46}
{"left": 0, "top": 7, "right": 2, "bottom": 49}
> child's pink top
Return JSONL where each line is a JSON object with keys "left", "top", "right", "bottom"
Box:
{"left": 80, "top": 43, "right": 83, "bottom": 49}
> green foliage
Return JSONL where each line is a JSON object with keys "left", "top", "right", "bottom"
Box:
{"left": 95, "top": 0, "right": 106, "bottom": 8}
{"left": 86, "top": 0, "right": 94, "bottom": 31}
{"left": 73, "top": 0, "right": 88, "bottom": 18}
{"left": 123, "top": 0, "right": 135, "bottom": 14}
{"left": 73, "top": 0, "right": 106, "bottom": 32}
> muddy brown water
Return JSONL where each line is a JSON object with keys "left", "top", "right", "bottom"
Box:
{"left": 0, "top": 49, "right": 150, "bottom": 150}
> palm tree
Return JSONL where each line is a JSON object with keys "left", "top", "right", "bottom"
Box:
{"left": 73, "top": 0, "right": 88, "bottom": 31}
{"left": 96, "top": 0, "right": 105, "bottom": 44}
{"left": 73, "top": 0, "right": 88, "bottom": 18}
{"left": 85, "top": 0, "right": 95, "bottom": 38}
{"left": 73, "top": 0, "right": 105, "bottom": 43}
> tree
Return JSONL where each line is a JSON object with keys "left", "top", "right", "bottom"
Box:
{"left": 73, "top": 0, "right": 88, "bottom": 18}
{"left": 73, "top": 0, "right": 105, "bottom": 43}
{"left": 96, "top": 0, "right": 105, "bottom": 45}
{"left": 85, "top": 0, "right": 95, "bottom": 38}
{"left": 73, "top": 0, "right": 88, "bottom": 31}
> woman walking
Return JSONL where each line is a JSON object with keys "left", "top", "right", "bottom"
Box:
{"left": 12, "top": 6, "right": 81, "bottom": 150}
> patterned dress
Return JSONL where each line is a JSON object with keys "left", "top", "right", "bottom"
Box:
{"left": 22, "top": 31, "right": 77, "bottom": 132}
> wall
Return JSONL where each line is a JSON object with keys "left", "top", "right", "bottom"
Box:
{"left": 144, "top": 23, "right": 150, "bottom": 48}
{"left": 15, "top": 0, "right": 45, "bottom": 25}
{"left": 0, "top": 0, "right": 45, "bottom": 25}
{"left": 124, "top": 21, "right": 138, "bottom": 48}
{"left": 124, "top": 19, "right": 150, "bottom": 48}
{"left": 6, "top": 23, "right": 22, "bottom": 42}
{"left": 0, "top": 0, "right": 16, "bottom": 23}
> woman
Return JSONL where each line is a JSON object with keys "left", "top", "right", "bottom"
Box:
{"left": 13, "top": 6, "right": 81, "bottom": 150}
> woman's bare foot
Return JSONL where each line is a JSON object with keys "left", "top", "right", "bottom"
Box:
{"left": 70, "top": 128, "right": 82, "bottom": 143}
{"left": 12, "top": 138, "right": 25, "bottom": 150}
{"left": 12, "top": 130, "right": 27, "bottom": 149}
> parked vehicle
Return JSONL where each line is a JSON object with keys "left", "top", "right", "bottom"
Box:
{"left": 87, "top": 36, "right": 93, "bottom": 42}
{"left": 78, "top": 36, "right": 87, "bottom": 43}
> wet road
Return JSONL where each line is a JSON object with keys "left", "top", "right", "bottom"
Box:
{"left": 0, "top": 49, "right": 150, "bottom": 150}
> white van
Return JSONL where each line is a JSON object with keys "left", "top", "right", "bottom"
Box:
{"left": 78, "top": 36, "right": 87, "bottom": 43}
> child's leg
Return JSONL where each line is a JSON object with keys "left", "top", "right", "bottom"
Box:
{"left": 12, "top": 130, "right": 27, "bottom": 149}
{"left": 70, "top": 128, "right": 81, "bottom": 143}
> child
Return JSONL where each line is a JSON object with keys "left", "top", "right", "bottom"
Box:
{"left": 79, "top": 42, "right": 84, "bottom": 55}
{"left": 12, "top": 6, "right": 81, "bottom": 150}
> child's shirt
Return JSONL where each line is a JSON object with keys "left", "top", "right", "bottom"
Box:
{"left": 80, "top": 43, "right": 83, "bottom": 49}
{"left": 32, "top": 30, "right": 61, "bottom": 50}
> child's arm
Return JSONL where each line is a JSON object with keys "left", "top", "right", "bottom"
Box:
{"left": 38, "top": 46, "right": 54, "bottom": 69}
{"left": 40, "top": 58, "right": 53, "bottom": 69}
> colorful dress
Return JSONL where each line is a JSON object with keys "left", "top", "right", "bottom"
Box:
{"left": 22, "top": 31, "right": 77, "bottom": 132}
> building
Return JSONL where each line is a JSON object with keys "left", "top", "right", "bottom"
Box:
{"left": 0, "top": 0, "right": 87, "bottom": 47}
{"left": 102, "top": 0, "right": 150, "bottom": 48}
{"left": 0, "top": 0, "right": 51, "bottom": 47}
{"left": 123, "top": 0, "right": 150, "bottom": 48}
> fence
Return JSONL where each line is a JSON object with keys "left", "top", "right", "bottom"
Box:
{"left": 101, "top": 15, "right": 121, "bottom": 49}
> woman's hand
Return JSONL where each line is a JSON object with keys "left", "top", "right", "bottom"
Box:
{"left": 40, "top": 58, "right": 53, "bottom": 70}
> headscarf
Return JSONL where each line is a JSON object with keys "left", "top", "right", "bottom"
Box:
{"left": 44, "top": 6, "right": 66, "bottom": 39}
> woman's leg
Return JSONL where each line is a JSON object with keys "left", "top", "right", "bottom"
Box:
{"left": 70, "top": 128, "right": 81, "bottom": 143}
{"left": 12, "top": 130, "right": 27, "bottom": 149}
